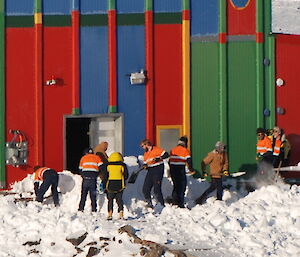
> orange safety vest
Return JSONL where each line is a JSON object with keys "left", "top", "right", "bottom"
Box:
{"left": 169, "top": 145, "right": 191, "bottom": 165}
{"left": 273, "top": 139, "right": 282, "bottom": 156}
{"left": 256, "top": 137, "right": 272, "bottom": 155}
{"left": 144, "top": 146, "right": 166, "bottom": 168}
{"left": 79, "top": 154, "right": 102, "bottom": 172}
{"left": 34, "top": 167, "right": 51, "bottom": 181}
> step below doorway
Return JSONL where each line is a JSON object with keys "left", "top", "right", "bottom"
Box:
{"left": 64, "top": 114, "right": 123, "bottom": 173}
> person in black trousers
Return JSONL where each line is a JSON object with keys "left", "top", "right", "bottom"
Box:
{"left": 33, "top": 166, "right": 59, "bottom": 206}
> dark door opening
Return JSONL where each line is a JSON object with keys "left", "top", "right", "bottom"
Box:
{"left": 66, "top": 117, "right": 91, "bottom": 173}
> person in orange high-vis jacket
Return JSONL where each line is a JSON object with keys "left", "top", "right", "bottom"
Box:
{"left": 33, "top": 166, "right": 59, "bottom": 206}
{"left": 78, "top": 148, "right": 103, "bottom": 212}
{"left": 256, "top": 128, "right": 273, "bottom": 164}
{"left": 271, "top": 126, "right": 291, "bottom": 168}
{"left": 140, "top": 139, "right": 169, "bottom": 208}
{"left": 169, "top": 136, "right": 195, "bottom": 208}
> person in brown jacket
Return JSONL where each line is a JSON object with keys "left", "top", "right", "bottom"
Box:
{"left": 195, "top": 141, "right": 229, "bottom": 205}
{"left": 94, "top": 141, "right": 109, "bottom": 164}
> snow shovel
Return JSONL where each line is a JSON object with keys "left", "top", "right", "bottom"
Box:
{"left": 274, "top": 160, "right": 283, "bottom": 183}
{"left": 229, "top": 171, "right": 246, "bottom": 178}
{"left": 127, "top": 166, "right": 146, "bottom": 184}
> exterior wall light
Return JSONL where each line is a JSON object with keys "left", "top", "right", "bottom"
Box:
{"left": 130, "top": 69, "right": 147, "bottom": 85}
{"left": 46, "top": 75, "right": 57, "bottom": 86}
{"left": 276, "top": 78, "right": 284, "bottom": 87}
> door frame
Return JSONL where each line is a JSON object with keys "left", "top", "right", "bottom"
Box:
{"left": 63, "top": 113, "right": 124, "bottom": 170}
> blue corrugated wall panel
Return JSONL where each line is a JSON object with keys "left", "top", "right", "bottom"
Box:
{"left": 80, "top": 0, "right": 107, "bottom": 14}
{"left": 153, "top": 0, "right": 182, "bottom": 12}
{"left": 80, "top": 27, "right": 108, "bottom": 114}
{"left": 43, "top": 0, "right": 71, "bottom": 14}
{"left": 116, "top": 0, "right": 144, "bottom": 13}
{"left": 117, "top": 26, "right": 145, "bottom": 155}
{"left": 191, "top": 0, "right": 218, "bottom": 36}
{"left": 231, "top": 0, "right": 249, "bottom": 8}
{"left": 6, "top": 0, "right": 34, "bottom": 15}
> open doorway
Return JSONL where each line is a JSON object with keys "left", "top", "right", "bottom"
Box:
{"left": 64, "top": 114, "right": 123, "bottom": 173}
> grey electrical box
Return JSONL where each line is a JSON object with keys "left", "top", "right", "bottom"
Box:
{"left": 5, "top": 141, "right": 28, "bottom": 167}
{"left": 130, "top": 70, "right": 146, "bottom": 85}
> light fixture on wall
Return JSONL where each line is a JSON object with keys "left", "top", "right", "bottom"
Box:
{"left": 46, "top": 75, "right": 57, "bottom": 86}
{"left": 130, "top": 69, "right": 147, "bottom": 85}
{"left": 276, "top": 106, "right": 285, "bottom": 115}
{"left": 276, "top": 78, "right": 284, "bottom": 87}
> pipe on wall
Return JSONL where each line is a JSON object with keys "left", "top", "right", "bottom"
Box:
{"left": 34, "top": 0, "right": 44, "bottom": 166}
{"left": 72, "top": 0, "right": 80, "bottom": 115}
{"left": 108, "top": 0, "right": 117, "bottom": 113}
{"left": 182, "top": 0, "right": 191, "bottom": 141}
{"left": 0, "top": 0, "right": 5, "bottom": 187}
{"left": 145, "top": 0, "right": 154, "bottom": 141}
{"left": 219, "top": 0, "right": 228, "bottom": 144}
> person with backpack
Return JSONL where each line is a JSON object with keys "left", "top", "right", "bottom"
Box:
{"left": 103, "top": 152, "right": 128, "bottom": 220}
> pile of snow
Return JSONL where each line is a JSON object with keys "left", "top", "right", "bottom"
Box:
{"left": 0, "top": 156, "right": 299, "bottom": 256}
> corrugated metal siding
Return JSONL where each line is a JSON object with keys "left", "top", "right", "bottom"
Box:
{"left": 276, "top": 35, "right": 300, "bottom": 165}
{"left": 191, "top": 42, "right": 219, "bottom": 171}
{"left": 154, "top": 24, "right": 182, "bottom": 125}
{"left": 153, "top": 0, "right": 182, "bottom": 13}
{"left": 80, "top": 0, "right": 107, "bottom": 14}
{"left": 227, "top": 41, "right": 257, "bottom": 172}
{"left": 190, "top": 0, "right": 218, "bottom": 36}
{"left": 6, "top": 0, "right": 34, "bottom": 15}
{"left": 43, "top": 0, "right": 71, "bottom": 15}
{"left": 116, "top": 0, "right": 144, "bottom": 13}
{"left": 43, "top": 27, "right": 73, "bottom": 170}
{"left": 117, "top": 26, "right": 145, "bottom": 155}
{"left": 5, "top": 28, "right": 36, "bottom": 184}
{"left": 80, "top": 27, "right": 108, "bottom": 114}
{"left": 228, "top": 0, "right": 255, "bottom": 35}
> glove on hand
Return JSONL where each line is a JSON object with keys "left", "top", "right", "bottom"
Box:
{"left": 187, "top": 170, "right": 196, "bottom": 175}
{"left": 223, "top": 170, "right": 229, "bottom": 176}
{"left": 154, "top": 157, "right": 162, "bottom": 162}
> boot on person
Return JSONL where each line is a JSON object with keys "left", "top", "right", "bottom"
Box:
{"left": 107, "top": 210, "right": 113, "bottom": 220}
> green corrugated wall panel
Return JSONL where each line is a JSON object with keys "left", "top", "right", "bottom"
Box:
{"left": 228, "top": 41, "right": 257, "bottom": 174}
{"left": 191, "top": 42, "right": 219, "bottom": 173}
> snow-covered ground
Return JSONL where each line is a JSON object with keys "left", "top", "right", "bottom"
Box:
{"left": 0, "top": 156, "right": 300, "bottom": 257}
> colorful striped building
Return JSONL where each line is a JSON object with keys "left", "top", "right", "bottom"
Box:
{"left": 1, "top": 0, "right": 299, "bottom": 187}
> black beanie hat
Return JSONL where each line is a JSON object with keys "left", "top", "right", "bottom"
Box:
{"left": 178, "top": 136, "right": 188, "bottom": 147}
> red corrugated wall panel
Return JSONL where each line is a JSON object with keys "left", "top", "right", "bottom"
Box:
{"left": 154, "top": 24, "right": 182, "bottom": 125}
{"left": 43, "top": 27, "right": 73, "bottom": 170}
{"left": 228, "top": 0, "right": 256, "bottom": 35}
{"left": 276, "top": 34, "right": 300, "bottom": 165}
{"left": 6, "top": 28, "right": 36, "bottom": 186}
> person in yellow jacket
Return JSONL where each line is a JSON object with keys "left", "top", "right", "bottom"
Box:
{"left": 103, "top": 152, "right": 128, "bottom": 220}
